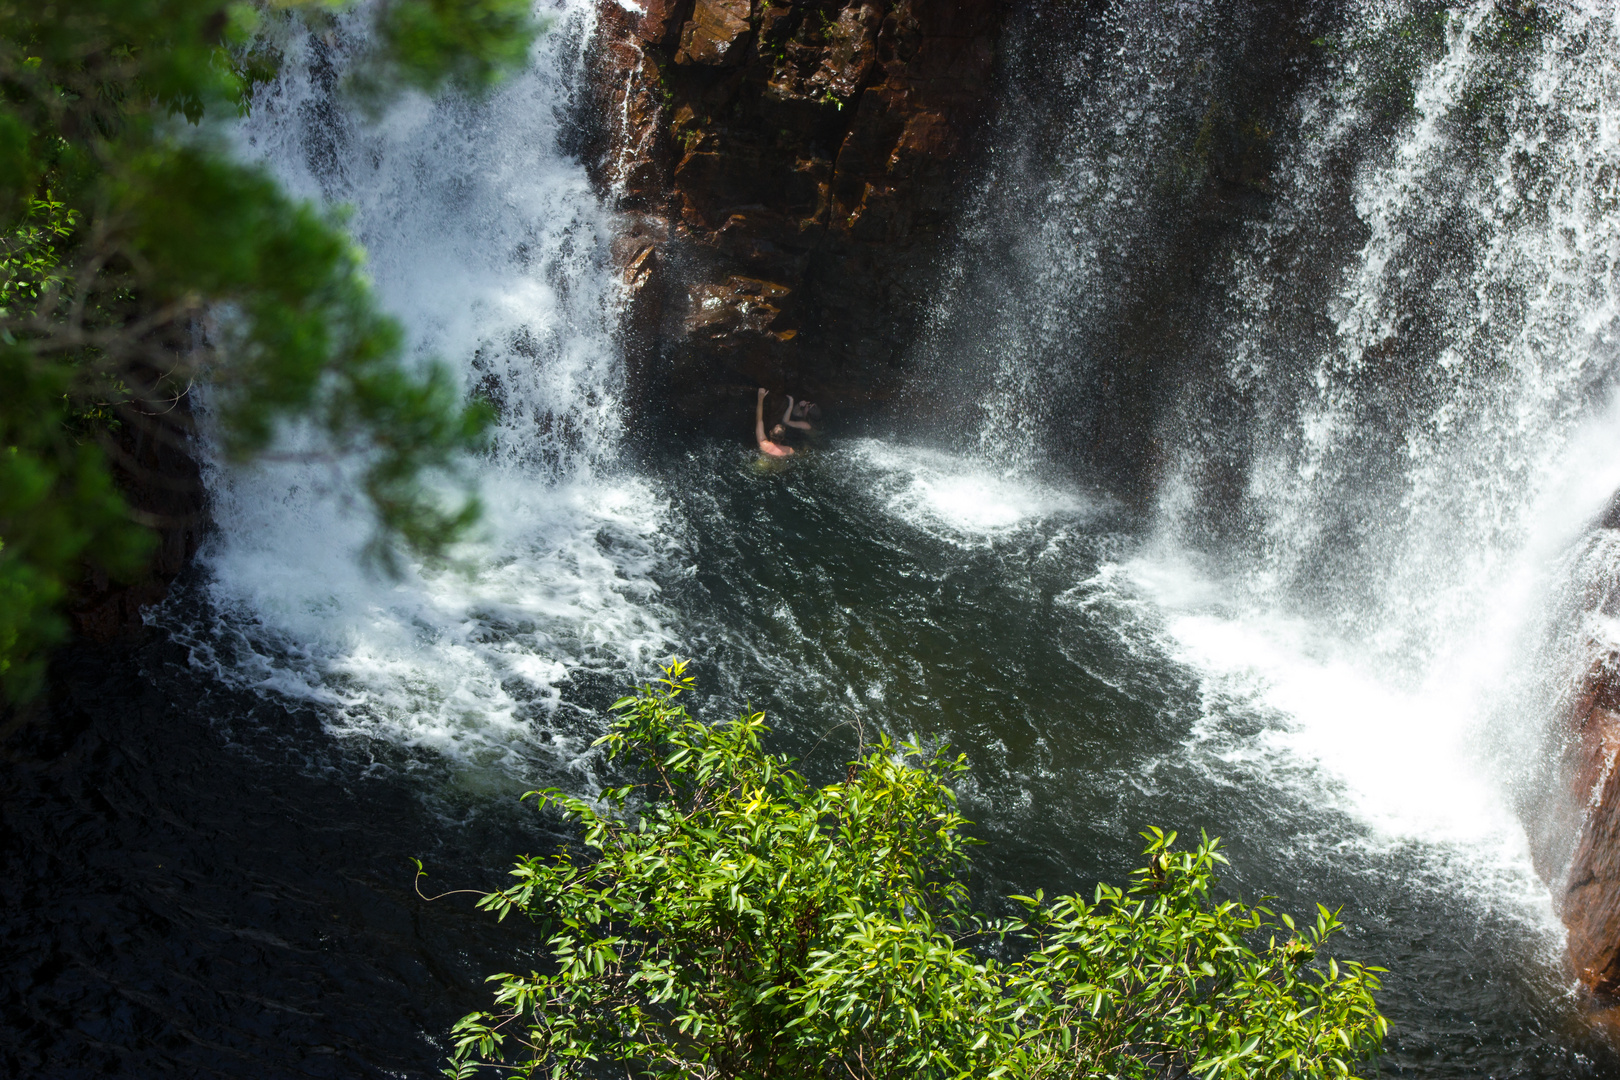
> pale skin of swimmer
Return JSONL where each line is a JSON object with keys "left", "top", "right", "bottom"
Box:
{"left": 756, "top": 387, "right": 795, "bottom": 457}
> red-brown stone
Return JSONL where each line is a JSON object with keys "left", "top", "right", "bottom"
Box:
{"left": 685, "top": 275, "right": 795, "bottom": 343}
{"left": 585, "top": 0, "right": 1007, "bottom": 431}
{"left": 1552, "top": 655, "right": 1620, "bottom": 995}
{"left": 810, "top": 2, "right": 881, "bottom": 99}
{"left": 675, "top": 0, "right": 754, "bottom": 65}
{"left": 636, "top": 0, "right": 685, "bottom": 47}
{"left": 1533, "top": 520, "right": 1620, "bottom": 1000}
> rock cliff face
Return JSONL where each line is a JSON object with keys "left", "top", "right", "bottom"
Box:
{"left": 586, "top": 0, "right": 1006, "bottom": 431}
{"left": 1537, "top": 516, "right": 1620, "bottom": 998}
{"left": 1558, "top": 657, "right": 1620, "bottom": 995}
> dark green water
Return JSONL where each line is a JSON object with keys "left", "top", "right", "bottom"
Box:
{"left": 652, "top": 440, "right": 1610, "bottom": 1078}
{"left": 2, "top": 436, "right": 1613, "bottom": 1078}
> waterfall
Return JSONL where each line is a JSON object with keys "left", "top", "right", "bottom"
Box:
{"left": 906, "top": 0, "right": 1236, "bottom": 474}
{"left": 162, "top": 1, "right": 673, "bottom": 778}
{"left": 911, "top": 0, "right": 1620, "bottom": 913}
{"left": 157, "top": 0, "right": 1620, "bottom": 911}
{"left": 32, "top": 2, "right": 1620, "bottom": 1069}
{"left": 1161, "top": 0, "right": 1620, "bottom": 859}
{"left": 1191, "top": 1, "right": 1620, "bottom": 658}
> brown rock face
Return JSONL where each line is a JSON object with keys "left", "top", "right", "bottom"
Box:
{"left": 676, "top": 0, "right": 754, "bottom": 65}
{"left": 1538, "top": 518, "right": 1620, "bottom": 998}
{"left": 1562, "top": 662, "right": 1620, "bottom": 995}
{"left": 587, "top": 0, "right": 1006, "bottom": 430}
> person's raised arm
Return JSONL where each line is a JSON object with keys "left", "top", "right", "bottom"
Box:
{"left": 782, "top": 394, "right": 814, "bottom": 431}
{"left": 755, "top": 388, "right": 794, "bottom": 457}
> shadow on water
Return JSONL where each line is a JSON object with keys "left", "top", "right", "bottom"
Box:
{"left": 2, "top": 436, "right": 1618, "bottom": 1077}
{"left": 0, "top": 636, "right": 571, "bottom": 1079}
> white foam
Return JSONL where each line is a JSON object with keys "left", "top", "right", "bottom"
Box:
{"left": 185, "top": 456, "right": 672, "bottom": 767}
{"left": 1143, "top": 1, "right": 1620, "bottom": 884}
{"left": 845, "top": 439, "right": 1094, "bottom": 542}
{"left": 161, "top": 2, "right": 673, "bottom": 775}
{"left": 1141, "top": 561, "right": 1504, "bottom": 838}
{"left": 1082, "top": 544, "right": 1560, "bottom": 940}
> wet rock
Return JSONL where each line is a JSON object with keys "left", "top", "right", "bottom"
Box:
{"left": 586, "top": 0, "right": 1007, "bottom": 434}
{"left": 615, "top": 215, "right": 670, "bottom": 428}
{"left": 1537, "top": 521, "right": 1620, "bottom": 998}
{"left": 811, "top": 2, "right": 882, "bottom": 99}
{"left": 1563, "top": 665, "right": 1620, "bottom": 995}
{"left": 637, "top": 0, "right": 686, "bottom": 47}
{"left": 670, "top": 276, "right": 799, "bottom": 409}
{"left": 587, "top": 5, "right": 673, "bottom": 205}
{"left": 685, "top": 275, "right": 795, "bottom": 345}
{"left": 676, "top": 0, "right": 754, "bottom": 66}
{"left": 67, "top": 397, "right": 204, "bottom": 643}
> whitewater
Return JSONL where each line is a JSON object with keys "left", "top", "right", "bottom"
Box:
{"left": 126, "top": 2, "right": 1620, "bottom": 1071}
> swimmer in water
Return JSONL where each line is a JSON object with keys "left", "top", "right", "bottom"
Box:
{"left": 780, "top": 395, "right": 816, "bottom": 433}
{"left": 756, "top": 387, "right": 795, "bottom": 458}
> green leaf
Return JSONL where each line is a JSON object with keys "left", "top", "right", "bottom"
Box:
{"left": 431, "top": 661, "right": 1388, "bottom": 1080}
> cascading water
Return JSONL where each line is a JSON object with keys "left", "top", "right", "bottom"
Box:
{"left": 1143, "top": 0, "right": 1620, "bottom": 869}
{"left": 918, "top": 0, "right": 1620, "bottom": 890}
{"left": 905, "top": 0, "right": 1247, "bottom": 475}
{"left": 1156, "top": 0, "right": 1620, "bottom": 863}
{"left": 163, "top": 1, "right": 674, "bottom": 780}
{"left": 17, "top": 0, "right": 1620, "bottom": 1076}
{"left": 891, "top": 0, "right": 1620, "bottom": 1066}
{"left": 1183, "top": 0, "right": 1620, "bottom": 647}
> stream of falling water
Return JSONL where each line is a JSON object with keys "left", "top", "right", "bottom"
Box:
{"left": 911, "top": 0, "right": 1620, "bottom": 933}
{"left": 123, "top": 0, "right": 1620, "bottom": 1074}
{"left": 165, "top": 1, "right": 675, "bottom": 782}
{"left": 1150, "top": 0, "right": 1620, "bottom": 884}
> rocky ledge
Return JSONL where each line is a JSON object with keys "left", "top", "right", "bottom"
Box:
{"left": 585, "top": 0, "right": 1005, "bottom": 432}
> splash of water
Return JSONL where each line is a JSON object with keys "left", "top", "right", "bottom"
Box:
{"left": 906, "top": 0, "right": 1620, "bottom": 932}
{"left": 162, "top": 2, "right": 674, "bottom": 777}
{"left": 1153, "top": 0, "right": 1620, "bottom": 907}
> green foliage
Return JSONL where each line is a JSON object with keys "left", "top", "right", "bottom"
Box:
{"left": 363, "top": 0, "right": 543, "bottom": 100}
{"left": 0, "top": 0, "right": 537, "bottom": 694}
{"left": 442, "top": 662, "right": 1388, "bottom": 1080}
{"left": 0, "top": 188, "right": 75, "bottom": 314}
{"left": 996, "top": 842, "right": 1386, "bottom": 1079}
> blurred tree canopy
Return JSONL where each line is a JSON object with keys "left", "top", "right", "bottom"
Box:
{"left": 0, "top": 0, "right": 538, "bottom": 698}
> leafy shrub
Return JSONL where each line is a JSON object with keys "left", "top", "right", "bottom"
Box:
{"left": 440, "top": 661, "right": 1387, "bottom": 1080}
